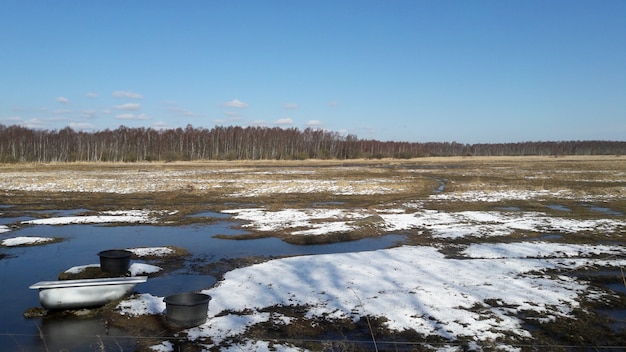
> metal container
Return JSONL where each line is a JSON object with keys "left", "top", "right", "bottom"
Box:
{"left": 98, "top": 249, "right": 132, "bottom": 274}
{"left": 164, "top": 292, "right": 211, "bottom": 328}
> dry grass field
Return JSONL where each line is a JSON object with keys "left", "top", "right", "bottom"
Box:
{"left": 1, "top": 155, "right": 624, "bottom": 199}
{"left": 1, "top": 156, "right": 625, "bottom": 222}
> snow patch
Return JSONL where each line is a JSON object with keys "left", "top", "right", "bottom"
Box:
{"left": 223, "top": 207, "right": 626, "bottom": 238}
{"left": 1, "top": 236, "right": 55, "bottom": 247}
{"left": 21, "top": 210, "right": 158, "bottom": 225}
{"left": 190, "top": 244, "right": 625, "bottom": 344}
{"left": 127, "top": 247, "right": 175, "bottom": 257}
{"left": 117, "top": 293, "right": 165, "bottom": 316}
{"left": 64, "top": 263, "right": 162, "bottom": 276}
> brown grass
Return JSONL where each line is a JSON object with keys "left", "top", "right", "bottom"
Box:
{"left": 2, "top": 156, "right": 622, "bottom": 208}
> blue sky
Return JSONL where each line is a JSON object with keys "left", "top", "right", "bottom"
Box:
{"left": 1, "top": 1, "right": 624, "bottom": 143}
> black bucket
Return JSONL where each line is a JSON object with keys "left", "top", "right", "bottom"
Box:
{"left": 164, "top": 292, "right": 211, "bottom": 328}
{"left": 98, "top": 249, "right": 132, "bottom": 274}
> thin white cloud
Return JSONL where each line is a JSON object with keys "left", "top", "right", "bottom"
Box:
{"left": 153, "top": 121, "right": 168, "bottom": 129}
{"left": 221, "top": 99, "right": 248, "bottom": 108}
{"left": 52, "top": 109, "right": 72, "bottom": 115}
{"left": 85, "top": 92, "right": 98, "bottom": 98}
{"left": 82, "top": 110, "right": 97, "bottom": 119}
{"left": 21, "top": 118, "right": 46, "bottom": 129}
{"left": 11, "top": 106, "right": 48, "bottom": 112}
{"left": 57, "top": 97, "right": 70, "bottom": 104}
{"left": 251, "top": 119, "right": 268, "bottom": 126}
{"left": 1, "top": 116, "right": 22, "bottom": 123}
{"left": 166, "top": 106, "right": 198, "bottom": 117}
{"left": 68, "top": 122, "right": 96, "bottom": 130}
{"left": 224, "top": 111, "right": 243, "bottom": 119}
{"left": 116, "top": 113, "right": 149, "bottom": 120}
{"left": 306, "top": 120, "right": 322, "bottom": 127}
{"left": 282, "top": 103, "right": 298, "bottom": 110}
{"left": 114, "top": 103, "right": 141, "bottom": 111}
{"left": 328, "top": 101, "right": 340, "bottom": 107}
{"left": 275, "top": 118, "right": 293, "bottom": 125}
{"left": 113, "top": 91, "right": 143, "bottom": 99}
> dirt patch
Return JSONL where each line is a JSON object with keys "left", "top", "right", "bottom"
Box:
{"left": 192, "top": 256, "right": 281, "bottom": 280}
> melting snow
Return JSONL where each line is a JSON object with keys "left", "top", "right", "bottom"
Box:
{"left": 1, "top": 236, "right": 55, "bottom": 247}
{"left": 119, "top": 242, "right": 626, "bottom": 351}
{"left": 128, "top": 247, "right": 175, "bottom": 257}
{"left": 64, "top": 263, "right": 162, "bottom": 276}
{"left": 429, "top": 190, "right": 568, "bottom": 202}
{"left": 223, "top": 207, "right": 626, "bottom": 238}
{"left": 21, "top": 210, "right": 157, "bottom": 225}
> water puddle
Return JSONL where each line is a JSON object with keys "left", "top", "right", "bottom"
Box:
{"left": 140, "top": 273, "right": 217, "bottom": 297}
{"left": 596, "top": 309, "right": 626, "bottom": 333}
{"left": 433, "top": 178, "right": 446, "bottom": 193}
{"left": 530, "top": 233, "right": 563, "bottom": 241}
{"left": 583, "top": 204, "right": 624, "bottom": 216}
{"left": 312, "top": 201, "right": 346, "bottom": 207}
{"left": 495, "top": 206, "right": 522, "bottom": 212}
{"left": 547, "top": 204, "right": 571, "bottom": 212}
{"left": 38, "top": 317, "right": 136, "bottom": 352}
{"left": 605, "top": 282, "right": 626, "bottom": 295}
{"left": 186, "top": 211, "right": 231, "bottom": 219}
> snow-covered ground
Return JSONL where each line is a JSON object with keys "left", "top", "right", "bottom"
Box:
{"left": 20, "top": 210, "right": 161, "bottom": 225}
{"left": 116, "top": 242, "right": 626, "bottom": 351}
{"left": 15, "top": 204, "right": 625, "bottom": 240}
{"left": 223, "top": 205, "right": 626, "bottom": 238}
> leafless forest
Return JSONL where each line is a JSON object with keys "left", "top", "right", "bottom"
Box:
{"left": 1, "top": 124, "right": 624, "bottom": 162}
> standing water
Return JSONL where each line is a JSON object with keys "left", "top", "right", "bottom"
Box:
{"left": 0, "top": 211, "right": 405, "bottom": 351}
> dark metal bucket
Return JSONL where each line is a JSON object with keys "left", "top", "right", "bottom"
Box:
{"left": 164, "top": 292, "right": 211, "bottom": 328}
{"left": 98, "top": 249, "right": 132, "bottom": 274}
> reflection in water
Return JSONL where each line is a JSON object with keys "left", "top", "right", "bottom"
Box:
{"left": 584, "top": 204, "right": 624, "bottom": 216}
{"left": 597, "top": 309, "right": 626, "bottom": 333}
{"left": 0, "top": 214, "right": 405, "bottom": 351}
{"left": 140, "top": 274, "right": 217, "bottom": 297}
{"left": 494, "top": 206, "right": 522, "bottom": 211}
{"left": 529, "top": 233, "right": 563, "bottom": 241}
{"left": 186, "top": 211, "right": 231, "bottom": 219}
{"left": 40, "top": 316, "right": 136, "bottom": 352}
{"left": 547, "top": 204, "right": 571, "bottom": 212}
{"left": 606, "top": 282, "right": 626, "bottom": 295}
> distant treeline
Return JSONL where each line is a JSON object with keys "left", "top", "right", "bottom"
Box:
{"left": 0, "top": 124, "right": 624, "bottom": 163}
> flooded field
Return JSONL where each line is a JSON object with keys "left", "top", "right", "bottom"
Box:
{"left": 0, "top": 156, "right": 625, "bottom": 351}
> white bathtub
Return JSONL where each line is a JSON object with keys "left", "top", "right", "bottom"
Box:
{"left": 30, "top": 276, "right": 147, "bottom": 310}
